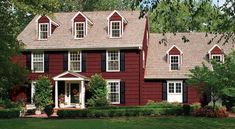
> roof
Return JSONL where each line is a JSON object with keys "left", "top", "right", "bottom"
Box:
{"left": 145, "top": 33, "right": 235, "bottom": 79}
{"left": 17, "top": 11, "right": 146, "bottom": 50}
{"left": 53, "top": 71, "right": 89, "bottom": 81}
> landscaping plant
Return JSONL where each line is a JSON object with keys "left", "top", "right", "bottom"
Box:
{"left": 44, "top": 105, "right": 54, "bottom": 118}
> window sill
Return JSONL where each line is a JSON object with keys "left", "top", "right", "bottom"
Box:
{"left": 106, "top": 70, "right": 120, "bottom": 72}
{"left": 32, "top": 71, "right": 44, "bottom": 73}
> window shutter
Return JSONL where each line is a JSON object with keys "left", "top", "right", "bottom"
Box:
{"left": 162, "top": 81, "right": 167, "bottom": 101}
{"left": 63, "top": 52, "right": 68, "bottom": 71}
{"left": 120, "top": 50, "right": 125, "bottom": 72}
{"left": 183, "top": 82, "right": 188, "bottom": 103}
{"left": 44, "top": 53, "right": 49, "bottom": 73}
{"left": 82, "top": 51, "right": 87, "bottom": 72}
{"left": 101, "top": 52, "right": 106, "bottom": 72}
{"left": 26, "top": 52, "right": 31, "bottom": 71}
{"left": 120, "top": 81, "right": 125, "bottom": 104}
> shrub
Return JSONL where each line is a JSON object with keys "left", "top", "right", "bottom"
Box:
{"left": 34, "top": 76, "right": 53, "bottom": 110}
{"left": 87, "top": 74, "right": 110, "bottom": 107}
{"left": 44, "top": 105, "right": 54, "bottom": 117}
{"left": 231, "top": 106, "right": 235, "bottom": 113}
{"left": 182, "top": 104, "right": 191, "bottom": 115}
{"left": 0, "top": 109, "right": 20, "bottom": 118}
{"left": 192, "top": 106, "right": 229, "bottom": 118}
{"left": 190, "top": 102, "right": 201, "bottom": 112}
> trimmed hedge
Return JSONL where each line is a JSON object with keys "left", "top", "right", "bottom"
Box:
{"left": 57, "top": 106, "right": 183, "bottom": 118}
{"left": 0, "top": 109, "right": 20, "bottom": 118}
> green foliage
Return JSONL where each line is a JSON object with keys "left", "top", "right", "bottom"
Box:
{"left": 145, "top": 100, "right": 181, "bottom": 108}
{"left": 34, "top": 76, "right": 53, "bottom": 110}
{"left": 87, "top": 74, "right": 109, "bottom": 107}
{"left": 44, "top": 105, "right": 54, "bottom": 117}
{"left": 231, "top": 106, "right": 235, "bottom": 113}
{"left": 182, "top": 104, "right": 191, "bottom": 115}
{"left": 190, "top": 102, "right": 201, "bottom": 112}
{"left": 0, "top": 108, "right": 20, "bottom": 118}
{"left": 0, "top": 99, "right": 22, "bottom": 110}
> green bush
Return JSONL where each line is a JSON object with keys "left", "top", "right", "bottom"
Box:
{"left": 182, "top": 104, "right": 191, "bottom": 115}
{"left": 0, "top": 109, "right": 20, "bottom": 118}
{"left": 145, "top": 100, "right": 181, "bottom": 108}
{"left": 231, "top": 106, "right": 235, "bottom": 113}
{"left": 44, "top": 105, "right": 54, "bottom": 117}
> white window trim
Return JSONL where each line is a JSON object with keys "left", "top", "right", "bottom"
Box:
{"left": 74, "top": 22, "right": 85, "bottom": 39}
{"left": 110, "top": 21, "right": 122, "bottom": 38}
{"left": 68, "top": 51, "right": 82, "bottom": 72}
{"left": 38, "top": 23, "right": 49, "bottom": 40}
{"left": 167, "top": 80, "right": 183, "bottom": 95}
{"left": 31, "top": 52, "right": 44, "bottom": 73}
{"left": 211, "top": 54, "right": 224, "bottom": 63}
{"left": 106, "top": 50, "right": 120, "bottom": 72}
{"left": 169, "top": 55, "right": 180, "bottom": 71}
{"left": 106, "top": 80, "right": 121, "bottom": 104}
{"left": 31, "top": 81, "right": 36, "bottom": 104}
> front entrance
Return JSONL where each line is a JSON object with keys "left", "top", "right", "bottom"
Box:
{"left": 65, "top": 82, "right": 80, "bottom": 107}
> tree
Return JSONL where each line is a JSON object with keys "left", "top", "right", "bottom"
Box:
{"left": 34, "top": 76, "right": 53, "bottom": 111}
{"left": 187, "top": 51, "right": 235, "bottom": 109}
{"left": 87, "top": 74, "right": 110, "bottom": 107}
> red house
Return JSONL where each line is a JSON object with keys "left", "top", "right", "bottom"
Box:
{"left": 14, "top": 10, "right": 234, "bottom": 108}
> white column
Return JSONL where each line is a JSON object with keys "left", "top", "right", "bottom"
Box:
{"left": 80, "top": 80, "right": 85, "bottom": 109}
{"left": 55, "top": 81, "right": 59, "bottom": 108}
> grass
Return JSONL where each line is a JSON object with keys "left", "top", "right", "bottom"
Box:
{"left": 0, "top": 116, "right": 235, "bottom": 129}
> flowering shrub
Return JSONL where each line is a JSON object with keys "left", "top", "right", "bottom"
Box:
{"left": 192, "top": 106, "right": 228, "bottom": 118}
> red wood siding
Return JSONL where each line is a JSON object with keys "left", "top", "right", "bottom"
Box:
{"left": 211, "top": 46, "right": 223, "bottom": 54}
{"left": 141, "top": 81, "right": 162, "bottom": 104}
{"left": 38, "top": 16, "right": 49, "bottom": 23}
{"left": 51, "top": 24, "right": 57, "bottom": 33}
{"left": 109, "top": 12, "right": 122, "bottom": 21}
{"left": 169, "top": 46, "right": 181, "bottom": 55}
{"left": 74, "top": 14, "right": 86, "bottom": 22}
{"left": 60, "top": 73, "right": 78, "bottom": 78}
{"left": 188, "top": 86, "right": 201, "bottom": 104}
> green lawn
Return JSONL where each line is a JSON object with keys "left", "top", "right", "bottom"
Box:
{"left": 0, "top": 117, "right": 235, "bottom": 129}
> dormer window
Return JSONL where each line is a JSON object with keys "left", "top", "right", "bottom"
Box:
{"left": 107, "top": 10, "right": 128, "bottom": 38}
{"left": 75, "top": 22, "right": 85, "bottom": 39}
{"left": 111, "top": 21, "right": 121, "bottom": 38}
{"left": 166, "top": 45, "right": 183, "bottom": 71}
{"left": 39, "top": 23, "right": 48, "bottom": 40}
{"left": 208, "top": 44, "right": 224, "bottom": 63}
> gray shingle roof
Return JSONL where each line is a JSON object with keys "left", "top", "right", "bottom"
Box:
{"left": 18, "top": 11, "right": 146, "bottom": 50}
{"left": 145, "top": 33, "right": 235, "bottom": 79}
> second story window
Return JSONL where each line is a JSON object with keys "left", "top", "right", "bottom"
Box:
{"left": 75, "top": 22, "right": 85, "bottom": 39}
{"left": 106, "top": 50, "right": 120, "bottom": 72}
{"left": 39, "top": 23, "right": 48, "bottom": 40}
{"left": 69, "top": 51, "right": 81, "bottom": 72}
{"left": 212, "top": 54, "right": 223, "bottom": 62}
{"left": 111, "top": 21, "right": 121, "bottom": 38}
{"left": 32, "top": 52, "right": 44, "bottom": 73}
{"left": 170, "top": 55, "right": 180, "bottom": 70}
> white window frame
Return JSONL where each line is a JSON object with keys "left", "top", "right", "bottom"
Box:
{"left": 110, "top": 21, "right": 121, "bottom": 38}
{"left": 169, "top": 55, "right": 180, "bottom": 71}
{"left": 31, "top": 52, "right": 44, "bottom": 73}
{"left": 68, "top": 51, "right": 82, "bottom": 72}
{"left": 167, "top": 80, "right": 183, "bottom": 95}
{"left": 74, "top": 22, "right": 85, "bottom": 39}
{"left": 38, "top": 23, "right": 49, "bottom": 40}
{"left": 106, "top": 80, "right": 121, "bottom": 104}
{"left": 31, "top": 81, "right": 36, "bottom": 104}
{"left": 106, "top": 50, "right": 120, "bottom": 72}
{"left": 211, "top": 54, "right": 224, "bottom": 63}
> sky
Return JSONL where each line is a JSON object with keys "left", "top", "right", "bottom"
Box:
{"left": 212, "top": 0, "right": 225, "bottom": 6}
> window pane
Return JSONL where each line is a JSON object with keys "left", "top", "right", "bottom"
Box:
{"left": 169, "top": 83, "right": 174, "bottom": 93}
{"left": 212, "top": 55, "right": 221, "bottom": 62}
{"left": 170, "top": 56, "right": 179, "bottom": 70}
{"left": 176, "top": 83, "right": 182, "bottom": 93}
{"left": 108, "top": 82, "right": 120, "bottom": 103}
{"left": 32, "top": 53, "right": 44, "bottom": 72}
{"left": 39, "top": 24, "right": 48, "bottom": 39}
{"left": 111, "top": 22, "right": 120, "bottom": 37}
{"left": 76, "top": 23, "right": 84, "bottom": 38}
{"left": 69, "top": 51, "right": 81, "bottom": 71}
{"left": 107, "top": 51, "right": 119, "bottom": 71}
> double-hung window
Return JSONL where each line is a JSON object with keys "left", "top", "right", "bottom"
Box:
{"left": 170, "top": 55, "right": 180, "bottom": 70}
{"left": 107, "top": 80, "right": 120, "bottom": 104}
{"left": 111, "top": 21, "right": 121, "bottom": 38}
{"left": 75, "top": 22, "right": 85, "bottom": 39}
{"left": 32, "top": 52, "right": 44, "bottom": 73}
{"left": 212, "top": 54, "right": 223, "bottom": 63}
{"left": 69, "top": 51, "right": 81, "bottom": 72}
{"left": 39, "top": 23, "right": 48, "bottom": 40}
{"left": 106, "top": 50, "right": 120, "bottom": 72}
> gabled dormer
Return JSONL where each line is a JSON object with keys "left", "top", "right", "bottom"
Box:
{"left": 208, "top": 44, "right": 224, "bottom": 62}
{"left": 107, "top": 10, "right": 128, "bottom": 38}
{"left": 35, "top": 15, "right": 59, "bottom": 40}
{"left": 166, "top": 45, "right": 183, "bottom": 71}
{"left": 71, "top": 12, "right": 93, "bottom": 39}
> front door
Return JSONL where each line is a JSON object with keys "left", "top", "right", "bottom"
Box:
{"left": 65, "top": 82, "right": 80, "bottom": 106}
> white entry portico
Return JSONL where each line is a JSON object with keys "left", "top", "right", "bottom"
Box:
{"left": 53, "top": 71, "right": 88, "bottom": 109}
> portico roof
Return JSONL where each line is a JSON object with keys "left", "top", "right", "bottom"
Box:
{"left": 53, "top": 71, "right": 89, "bottom": 81}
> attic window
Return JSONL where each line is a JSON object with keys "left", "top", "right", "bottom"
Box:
{"left": 75, "top": 22, "right": 85, "bottom": 39}
{"left": 39, "top": 23, "right": 48, "bottom": 40}
{"left": 111, "top": 21, "right": 121, "bottom": 38}
{"left": 208, "top": 44, "right": 224, "bottom": 63}
{"left": 166, "top": 45, "right": 183, "bottom": 71}
{"left": 212, "top": 54, "right": 223, "bottom": 63}
{"left": 170, "top": 55, "right": 180, "bottom": 70}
